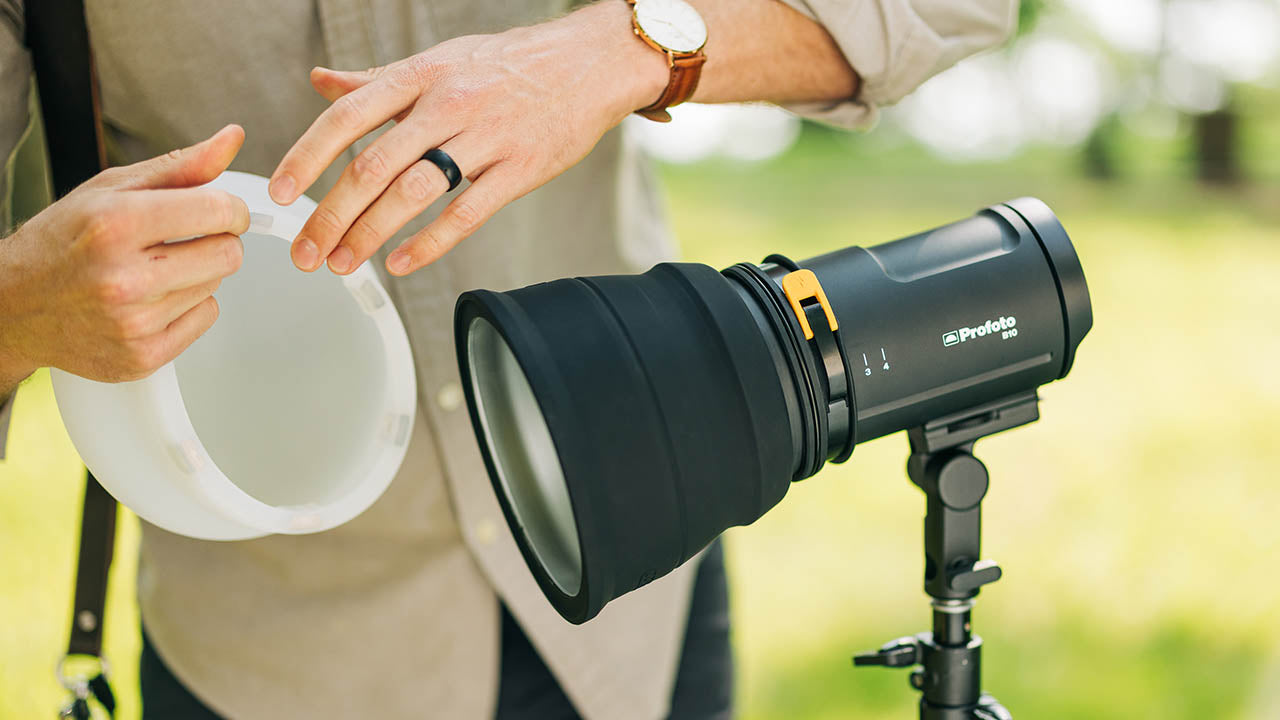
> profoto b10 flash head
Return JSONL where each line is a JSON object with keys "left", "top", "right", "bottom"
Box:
{"left": 455, "top": 198, "right": 1091, "bottom": 623}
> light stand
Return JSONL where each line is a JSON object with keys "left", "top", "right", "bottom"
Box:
{"left": 853, "top": 390, "right": 1040, "bottom": 720}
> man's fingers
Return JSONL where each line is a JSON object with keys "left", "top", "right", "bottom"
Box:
{"left": 103, "top": 125, "right": 245, "bottom": 191}
{"left": 150, "top": 296, "right": 221, "bottom": 368}
{"left": 310, "top": 66, "right": 378, "bottom": 101}
{"left": 311, "top": 66, "right": 412, "bottom": 123}
{"left": 108, "top": 188, "right": 250, "bottom": 248}
{"left": 124, "top": 279, "right": 222, "bottom": 337}
{"left": 143, "top": 233, "right": 244, "bottom": 296}
{"left": 385, "top": 168, "right": 511, "bottom": 276}
{"left": 269, "top": 74, "right": 422, "bottom": 206}
{"left": 328, "top": 154, "right": 458, "bottom": 274}
{"left": 292, "top": 118, "right": 450, "bottom": 272}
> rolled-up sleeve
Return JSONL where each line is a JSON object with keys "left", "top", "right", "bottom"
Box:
{"left": 1, "top": 0, "right": 31, "bottom": 459}
{"left": 776, "top": 0, "right": 1017, "bottom": 128}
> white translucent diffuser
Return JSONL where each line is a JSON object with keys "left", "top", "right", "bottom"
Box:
{"left": 52, "top": 171, "right": 416, "bottom": 540}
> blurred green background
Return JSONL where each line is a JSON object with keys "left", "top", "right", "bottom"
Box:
{"left": 3, "top": 1, "right": 1280, "bottom": 718}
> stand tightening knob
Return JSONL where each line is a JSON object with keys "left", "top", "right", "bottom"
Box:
{"left": 948, "top": 559, "right": 1003, "bottom": 593}
{"left": 853, "top": 636, "right": 921, "bottom": 668}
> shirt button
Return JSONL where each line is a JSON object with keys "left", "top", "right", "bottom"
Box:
{"left": 475, "top": 519, "right": 498, "bottom": 546}
{"left": 436, "top": 382, "right": 463, "bottom": 411}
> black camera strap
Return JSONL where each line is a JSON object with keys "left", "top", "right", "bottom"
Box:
{"left": 25, "top": 1, "right": 118, "bottom": 717}
{"left": 26, "top": 0, "right": 106, "bottom": 195}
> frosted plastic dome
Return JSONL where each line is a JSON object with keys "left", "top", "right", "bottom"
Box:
{"left": 52, "top": 171, "right": 417, "bottom": 540}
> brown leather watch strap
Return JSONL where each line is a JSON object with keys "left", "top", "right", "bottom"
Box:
{"left": 637, "top": 52, "right": 706, "bottom": 123}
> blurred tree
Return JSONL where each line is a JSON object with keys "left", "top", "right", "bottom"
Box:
{"left": 1159, "top": 0, "right": 1245, "bottom": 185}
{"left": 1081, "top": 112, "right": 1120, "bottom": 180}
{"left": 1192, "top": 98, "right": 1242, "bottom": 184}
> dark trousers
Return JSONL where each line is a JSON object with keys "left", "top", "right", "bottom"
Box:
{"left": 140, "top": 540, "right": 733, "bottom": 719}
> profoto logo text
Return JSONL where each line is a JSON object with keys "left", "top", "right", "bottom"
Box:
{"left": 942, "top": 316, "right": 1018, "bottom": 347}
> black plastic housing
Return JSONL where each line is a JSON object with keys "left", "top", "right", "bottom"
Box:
{"left": 454, "top": 198, "right": 1091, "bottom": 624}
{"left": 734, "top": 197, "right": 1092, "bottom": 459}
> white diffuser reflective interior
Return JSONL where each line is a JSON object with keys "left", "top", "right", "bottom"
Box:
{"left": 52, "top": 172, "right": 417, "bottom": 540}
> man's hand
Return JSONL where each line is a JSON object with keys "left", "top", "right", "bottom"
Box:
{"left": 270, "top": 0, "right": 858, "bottom": 278}
{"left": 0, "top": 125, "right": 250, "bottom": 388}
{"left": 269, "top": 1, "right": 668, "bottom": 277}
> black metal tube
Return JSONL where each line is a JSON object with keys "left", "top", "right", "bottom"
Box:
{"left": 932, "top": 607, "right": 971, "bottom": 646}
{"left": 919, "top": 635, "right": 983, "bottom": 708}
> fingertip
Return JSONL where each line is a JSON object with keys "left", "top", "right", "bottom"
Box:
{"left": 310, "top": 66, "right": 350, "bottom": 85}
{"left": 268, "top": 173, "right": 298, "bottom": 205}
{"left": 200, "top": 124, "right": 246, "bottom": 179}
{"left": 206, "top": 123, "right": 245, "bottom": 150}
{"left": 225, "top": 124, "right": 246, "bottom": 146}
{"left": 386, "top": 249, "right": 412, "bottom": 276}
{"left": 327, "top": 245, "right": 355, "bottom": 275}
{"left": 231, "top": 196, "right": 252, "bottom": 235}
{"left": 292, "top": 236, "right": 320, "bottom": 272}
{"left": 311, "top": 66, "right": 368, "bottom": 92}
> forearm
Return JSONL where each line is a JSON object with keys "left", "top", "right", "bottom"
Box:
{"left": 582, "top": 0, "right": 858, "bottom": 112}
{"left": 0, "top": 344, "right": 36, "bottom": 400}
{"left": 0, "top": 328, "right": 32, "bottom": 410}
{"left": 689, "top": 0, "right": 858, "bottom": 104}
{"left": 0, "top": 361, "right": 32, "bottom": 400}
{"left": 0, "top": 239, "right": 17, "bottom": 459}
{"left": 0, "top": 238, "right": 37, "bottom": 398}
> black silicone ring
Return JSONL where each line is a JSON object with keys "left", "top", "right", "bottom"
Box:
{"left": 422, "top": 148, "right": 462, "bottom": 192}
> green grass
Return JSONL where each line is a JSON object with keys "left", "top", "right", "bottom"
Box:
{"left": 2, "top": 128, "right": 1279, "bottom": 718}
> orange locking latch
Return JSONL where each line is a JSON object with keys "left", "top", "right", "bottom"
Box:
{"left": 781, "top": 269, "right": 839, "bottom": 340}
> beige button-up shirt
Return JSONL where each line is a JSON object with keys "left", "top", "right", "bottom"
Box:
{"left": 0, "top": 1, "right": 1014, "bottom": 717}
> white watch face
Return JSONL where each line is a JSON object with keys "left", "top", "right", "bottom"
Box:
{"left": 634, "top": 0, "right": 708, "bottom": 54}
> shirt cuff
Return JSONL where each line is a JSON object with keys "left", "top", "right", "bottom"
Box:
{"left": 0, "top": 391, "right": 13, "bottom": 461}
{"left": 782, "top": 98, "right": 878, "bottom": 131}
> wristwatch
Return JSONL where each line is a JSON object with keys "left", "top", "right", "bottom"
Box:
{"left": 626, "top": 0, "right": 708, "bottom": 122}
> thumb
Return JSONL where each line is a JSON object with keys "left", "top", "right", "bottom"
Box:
{"left": 118, "top": 124, "right": 245, "bottom": 190}
{"left": 310, "top": 66, "right": 410, "bottom": 123}
{"left": 309, "top": 66, "right": 378, "bottom": 102}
